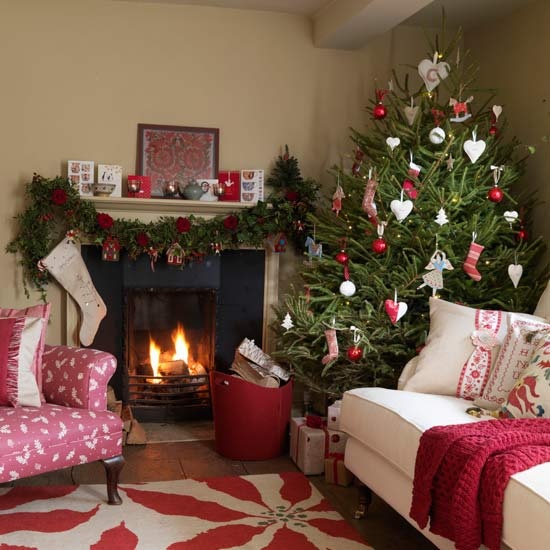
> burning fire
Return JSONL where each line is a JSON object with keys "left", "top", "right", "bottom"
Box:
{"left": 148, "top": 323, "right": 206, "bottom": 382}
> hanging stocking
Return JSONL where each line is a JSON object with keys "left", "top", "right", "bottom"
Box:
{"left": 463, "top": 233, "right": 484, "bottom": 282}
{"left": 40, "top": 232, "right": 107, "bottom": 346}
{"left": 322, "top": 329, "right": 339, "bottom": 365}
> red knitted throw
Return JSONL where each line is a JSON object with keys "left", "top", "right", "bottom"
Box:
{"left": 409, "top": 418, "right": 550, "bottom": 550}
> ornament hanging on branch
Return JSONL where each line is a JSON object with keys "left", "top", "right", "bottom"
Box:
{"left": 402, "top": 179, "right": 418, "bottom": 200}
{"left": 166, "top": 242, "right": 184, "bottom": 267}
{"left": 488, "top": 165, "right": 505, "bottom": 203}
{"left": 517, "top": 225, "right": 528, "bottom": 242}
{"left": 322, "top": 322, "right": 339, "bottom": 364}
{"left": 463, "top": 232, "right": 484, "bottom": 281}
{"left": 490, "top": 105, "right": 503, "bottom": 136}
{"left": 503, "top": 210, "right": 519, "bottom": 227}
{"left": 418, "top": 247, "right": 454, "bottom": 296}
{"left": 102, "top": 236, "right": 120, "bottom": 262}
{"left": 351, "top": 147, "right": 364, "bottom": 176}
{"left": 332, "top": 177, "right": 345, "bottom": 216}
{"left": 408, "top": 152, "right": 422, "bottom": 179}
{"left": 449, "top": 96, "right": 473, "bottom": 122}
{"left": 508, "top": 253, "right": 523, "bottom": 289}
{"left": 384, "top": 289, "right": 408, "bottom": 324}
{"left": 337, "top": 239, "right": 356, "bottom": 297}
{"left": 429, "top": 109, "right": 446, "bottom": 144}
{"left": 463, "top": 130, "right": 486, "bottom": 163}
{"left": 373, "top": 89, "right": 389, "bottom": 120}
{"left": 404, "top": 97, "right": 419, "bottom": 126}
{"left": 418, "top": 52, "right": 450, "bottom": 92}
{"left": 346, "top": 326, "right": 363, "bottom": 362}
{"left": 386, "top": 136, "right": 400, "bottom": 151}
{"left": 305, "top": 235, "right": 323, "bottom": 259}
{"left": 435, "top": 207, "right": 449, "bottom": 226}
{"left": 362, "top": 168, "right": 379, "bottom": 224}
{"left": 390, "top": 190, "right": 413, "bottom": 222}
{"left": 371, "top": 222, "right": 387, "bottom": 254}
{"left": 281, "top": 312, "right": 294, "bottom": 331}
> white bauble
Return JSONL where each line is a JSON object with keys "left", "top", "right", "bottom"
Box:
{"left": 429, "top": 127, "right": 446, "bottom": 145}
{"left": 339, "top": 280, "right": 356, "bottom": 297}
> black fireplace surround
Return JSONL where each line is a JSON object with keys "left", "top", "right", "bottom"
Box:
{"left": 82, "top": 248, "right": 265, "bottom": 406}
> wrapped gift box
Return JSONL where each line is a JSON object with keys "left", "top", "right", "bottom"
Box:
{"left": 324, "top": 454, "right": 354, "bottom": 486}
{"left": 218, "top": 171, "right": 241, "bottom": 201}
{"left": 290, "top": 416, "right": 348, "bottom": 475}
{"left": 327, "top": 399, "right": 342, "bottom": 431}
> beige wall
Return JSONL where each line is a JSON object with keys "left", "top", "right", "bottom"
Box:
{"left": 465, "top": 0, "right": 550, "bottom": 246}
{"left": 0, "top": 0, "right": 369, "bottom": 343}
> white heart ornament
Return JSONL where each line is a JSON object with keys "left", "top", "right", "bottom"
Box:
{"left": 508, "top": 264, "right": 523, "bottom": 288}
{"left": 384, "top": 299, "right": 408, "bottom": 324}
{"left": 418, "top": 55, "right": 450, "bottom": 92}
{"left": 492, "top": 105, "right": 503, "bottom": 120}
{"left": 503, "top": 211, "right": 518, "bottom": 224}
{"left": 390, "top": 199, "right": 413, "bottom": 222}
{"left": 404, "top": 105, "right": 419, "bottom": 126}
{"left": 463, "top": 139, "right": 486, "bottom": 163}
{"left": 386, "top": 137, "right": 400, "bottom": 150}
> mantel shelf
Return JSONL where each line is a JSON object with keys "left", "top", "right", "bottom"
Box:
{"left": 84, "top": 196, "right": 250, "bottom": 222}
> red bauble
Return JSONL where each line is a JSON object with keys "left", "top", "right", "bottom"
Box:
{"left": 373, "top": 103, "right": 387, "bottom": 120}
{"left": 372, "top": 237, "right": 387, "bottom": 254}
{"left": 347, "top": 346, "right": 363, "bottom": 362}
{"left": 487, "top": 186, "right": 504, "bottom": 203}
{"left": 517, "top": 227, "right": 528, "bottom": 241}
{"left": 488, "top": 125, "right": 499, "bottom": 136}
{"left": 335, "top": 251, "right": 349, "bottom": 265}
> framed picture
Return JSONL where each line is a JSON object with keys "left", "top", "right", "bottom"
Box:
{"left": 136, "top": 123, "right": 219, "bottom": 198}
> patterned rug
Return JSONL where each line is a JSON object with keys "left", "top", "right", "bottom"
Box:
{"left": 0, "top": 472, "right": 372, "bottom": 549}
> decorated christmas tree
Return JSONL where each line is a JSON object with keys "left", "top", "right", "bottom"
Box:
{"left": 272, "top": 29, "right": 547, "bottom": 399}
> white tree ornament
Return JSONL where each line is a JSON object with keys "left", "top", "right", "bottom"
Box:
{"left": 281, "top": 313, "right": 294, "bottom": 331}
{"left": 435, "top": 208, "right": 449, "bottom": 226}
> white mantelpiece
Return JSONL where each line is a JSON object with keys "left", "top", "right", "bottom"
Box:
{"left": 66, "top": 197, "right": 279, "bottom": 352}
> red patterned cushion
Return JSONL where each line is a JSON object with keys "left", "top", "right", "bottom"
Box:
{"left": 0, "top": 317, "right": 42, "bottom": 407}
{"left": 0, "top": 304, "right": 50, "bottom": 397}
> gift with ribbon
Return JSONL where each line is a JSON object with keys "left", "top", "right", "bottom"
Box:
{"left": 324, "top": 452, "right": 354, "bottom": 486}
{"left": 290, "top": 415, "right": 348, "bottom": 475}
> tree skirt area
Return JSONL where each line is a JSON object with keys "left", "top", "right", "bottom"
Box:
{"left": 140, "top": 420, "right": 215, "bottom": 443}
{"left": 0, "top": 472, "right": 372, "bottom": 549}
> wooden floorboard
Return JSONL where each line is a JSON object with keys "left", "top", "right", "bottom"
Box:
{"left": 2, "top": 434, "right": 436, "bottom": 549}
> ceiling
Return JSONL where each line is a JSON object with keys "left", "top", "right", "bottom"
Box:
{"left": 119, "top": 0, "right": 538, "bottom": 48}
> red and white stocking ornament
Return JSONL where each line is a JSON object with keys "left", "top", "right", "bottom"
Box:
{"left": 404, "top": 97, "right": 419, "bottom": 126}
{"left": 362, "top": 169, "right": 379, "bottom": 225}
{"left": 463, "top": 233, "right": 484, "bottom": 282}
{"left": 322, "top": 328, "right": 339, "bottom": 365}
{"left": 332, "top": 177, "right": 345, "bottom": 216}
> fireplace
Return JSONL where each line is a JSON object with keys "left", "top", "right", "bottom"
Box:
{"left": 80, "top": 246, "right": 273, "bottom": 421}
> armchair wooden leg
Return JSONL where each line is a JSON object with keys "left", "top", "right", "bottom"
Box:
{"left": 102, "top": 455, "right": 125, "bottom": 505}
{"left": 354, "top": 481, "right": 372, "bottom": 519}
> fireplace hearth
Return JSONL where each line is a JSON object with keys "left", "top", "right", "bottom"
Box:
{"left": 82, "top": 247, "right": 269, "bottom": 422}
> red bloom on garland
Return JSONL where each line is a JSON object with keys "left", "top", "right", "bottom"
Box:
{"left": 51, "top": 188, "right": 67, "bottom": 206}
{"left": 285, "top": 190, "right": 299, "bottom": 203}
{"left": 176, "top": 216, "right": 191, "bottom": 233}
{"left": 223, "top": 215, "right": 239, "bottom": 231}
{"left": 97, "top": 213, "right": 114, "bottom": 230}
{"left": 136, "top": 232, "right": 149, "bottom": 247}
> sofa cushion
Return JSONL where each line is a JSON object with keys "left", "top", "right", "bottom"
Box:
{"left": 340, "top": 387, "right": 483, "bottom": 477}
{"left": 0, "top": 317, "right": 44, "bottom": 407}
{"left": 475, "top": 315, "right": 549, "bottom": 410}
{"left": 402, "top": 298, "right": 543, "bottom": 400}
{"left": 0, "top": 403, "right": 122, "bottom": 483}
{"left": 0, "top": 304, "right": 51, "bottom": 399}
{"left": 501, "top": 331, "right": 550, "bottom": 418}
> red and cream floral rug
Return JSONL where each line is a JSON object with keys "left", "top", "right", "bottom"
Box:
{"left": 0, "top": 472, "right": 371, "bottom": 549}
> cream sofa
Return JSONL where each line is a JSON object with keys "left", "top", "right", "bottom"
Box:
{"left": 340, "top": 283, "right": 550, "bottom": 549}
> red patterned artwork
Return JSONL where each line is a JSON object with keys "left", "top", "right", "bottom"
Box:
{"left": 137, "top": 124, "right": 219, "bottom": 197}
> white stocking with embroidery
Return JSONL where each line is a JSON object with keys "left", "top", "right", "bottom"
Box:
{"left": 41, "top": 236, "right": 107, "bottom": 346}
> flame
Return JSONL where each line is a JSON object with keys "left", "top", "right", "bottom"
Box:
{"left": 149, "top": 338, "right": 161, "bottom": 383}
{"left": 172, "top": 323, "right": 189, "bottom": 363}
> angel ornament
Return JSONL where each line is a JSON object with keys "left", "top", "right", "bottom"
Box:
{"left": 418, "top": 249, "right": 454, "bottom": 296}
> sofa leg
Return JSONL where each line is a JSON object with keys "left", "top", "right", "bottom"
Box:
{"left": 102, "top": 455, "right": 125, "bottom": 505}
{"left": 354, "top": 482, "right": 372, "bottom": 519}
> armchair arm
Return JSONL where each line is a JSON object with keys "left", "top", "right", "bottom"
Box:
{"left": 42, "top": 345, "right": 117, "bottom": 411}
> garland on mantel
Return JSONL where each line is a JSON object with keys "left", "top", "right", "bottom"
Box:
{"left": 7, "top": 155, "right": 318, "bottom": 299}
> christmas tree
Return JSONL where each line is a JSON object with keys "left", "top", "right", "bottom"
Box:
{"left": 272, "top": 29, "right": 547, "bottom": 399}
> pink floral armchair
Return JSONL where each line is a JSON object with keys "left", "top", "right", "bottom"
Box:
{"left": 0, "top": 345, "right": 124, "bottom": 504}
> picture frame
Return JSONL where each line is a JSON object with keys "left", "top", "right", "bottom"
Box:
{"left": 136, "top": 123, "right": 219, "bottom": 198}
